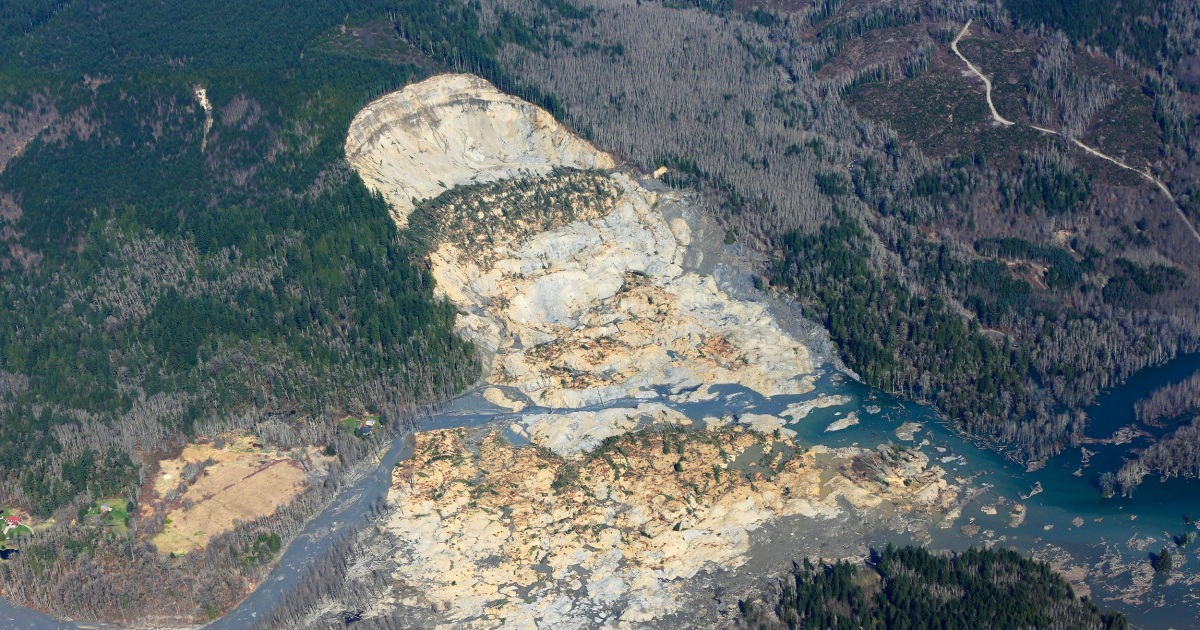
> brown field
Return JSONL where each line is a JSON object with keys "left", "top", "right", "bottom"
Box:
{"left": 149, "top": 436, "right": 318, "bottom": 555}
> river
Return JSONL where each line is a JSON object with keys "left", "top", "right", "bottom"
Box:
{"left": 785, "top": 355, "right": 1200, "bottom": 628}
{"left": 2, "top": 353, "right": 1199, "bottom": 628}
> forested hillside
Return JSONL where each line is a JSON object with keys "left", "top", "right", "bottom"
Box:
{"left": 0, "top": 0, "right": 478, "bottom": 621}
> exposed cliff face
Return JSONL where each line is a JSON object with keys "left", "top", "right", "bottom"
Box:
{"left": 344, "top": 74, "right": 615, "bottom": 227}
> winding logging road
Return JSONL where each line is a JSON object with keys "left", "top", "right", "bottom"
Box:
{"left": 951, "top": 20, "right": 1200, "bottom": 247}
{"left": 950, "top": 21, "right": 1015, "bottom": 127}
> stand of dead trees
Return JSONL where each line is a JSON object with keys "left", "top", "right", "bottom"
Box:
{"left": 439, "top": 0, "right": 1200, "bottom": 464}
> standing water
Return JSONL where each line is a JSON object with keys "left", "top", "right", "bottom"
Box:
{"left": 1, "top": 356, "right": 1198, "bottom": 628}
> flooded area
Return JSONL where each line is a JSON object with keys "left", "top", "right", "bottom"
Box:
{"left": 779, "top": 356, "right": 1200, "bottom": 628}
{"left": 2, "top": 353, "right": 1198, "bottom": 628}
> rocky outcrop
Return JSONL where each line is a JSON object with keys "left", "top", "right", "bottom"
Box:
{"left": 345, "top": 74, "right": 614, "bottom": 227}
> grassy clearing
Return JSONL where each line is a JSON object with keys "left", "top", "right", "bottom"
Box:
{"left": 1, "top": 504, "right": 32, "bottom": 532}
{"left": 338, "top": 413, "right": 384, "bottom": 437}
{"left": 1, "top": 507, "right": 33, "bottom": 545}
{"left": 82, "top": 497, "right": 130, "bottom": 534}
{"left": 149, "top": 437, "right": 311, "bottom": 555}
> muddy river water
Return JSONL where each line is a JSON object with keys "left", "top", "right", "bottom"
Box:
{"left": 206, "top": 347, "right": 1200, "bottom": 629}
{"left": 3, "top": 350, "right": 1198, "bottom": 628}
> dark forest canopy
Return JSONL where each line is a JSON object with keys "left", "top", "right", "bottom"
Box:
{"left": 0, "top": 0, "right": 482, "bottom": 516}
{"left": 738, "top": 545, "right": 1129, "bottom": 630}
{"left": 0, "top": 0, "right": 482, "bottom": 621}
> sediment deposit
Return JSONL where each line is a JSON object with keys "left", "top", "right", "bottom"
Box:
{"left": 421, "top": 168, "right": 816, "bottom": 408}
{"left": 147, "top": 435, "right": 331, "bottom": 555}
{"left": 374, "top": 423, "right": 960, "bottom": 627}
{"left": 342, "top": 73, "right": 962, "bottom": 627}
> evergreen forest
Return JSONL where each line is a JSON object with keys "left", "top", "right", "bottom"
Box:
{"left": 738, "top": 545, "right": 1129, "bottom": 630}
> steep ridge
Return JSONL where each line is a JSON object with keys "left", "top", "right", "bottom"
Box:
{"left": 345, "top": 74, "right": 615, "bottom": 227}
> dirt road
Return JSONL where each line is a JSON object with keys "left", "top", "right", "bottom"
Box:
{"left": 951, "top": 21, "right": 1200, "bottom": 247}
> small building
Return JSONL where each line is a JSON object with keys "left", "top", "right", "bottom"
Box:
{"left": 4, "top": 516, "right": 19, "bottom": 527}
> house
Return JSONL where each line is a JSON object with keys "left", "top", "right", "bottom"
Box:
{"left": 99, "top": 504, "right": 112, "bottom": 516}
{"left": 361, "top": 418, "right": 376, "bottom": 435}
{"left": 4, "top": 516, "right": 19, "bottom": 527}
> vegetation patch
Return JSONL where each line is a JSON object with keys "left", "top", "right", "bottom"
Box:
{"left": 406, "top": 169, "right": 621, "bottom": 262}
{"left": 311, "top": 18, "right": 431, "bottom": 67}
{"left": 0, "top": 507, "right": 33, "bottom": 549}
{"left": 737, "top": 544, "right": 1128, "bottom": 629}
{"left": 338, "top": 413, "right": 384, "bottom": 438}
{"left": 79, "top": 498, "right": 132, "bottom": 535}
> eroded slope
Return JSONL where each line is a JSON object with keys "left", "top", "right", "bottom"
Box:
{"left": 414, "top": 169, "right": 816, "bottom": 408}
{"left": 345, "top": 73, "right": 614, "bottom": 226}
{"left": 340, "top": 74, "right": 962, "bottom": 628}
